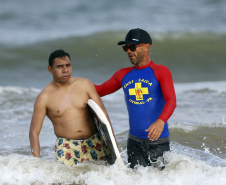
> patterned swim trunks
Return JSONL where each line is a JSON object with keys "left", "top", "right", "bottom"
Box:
{"left": 55, "top": 133, "right": 106, "bottom": 165}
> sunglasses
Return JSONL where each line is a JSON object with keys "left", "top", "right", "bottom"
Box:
{"left": 122, "top": 44, "right": 146, "bottom": 52}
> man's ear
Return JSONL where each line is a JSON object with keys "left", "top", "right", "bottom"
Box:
{"left": 48, "top": 66, "right": 52, "bottom": 74}
{"left": 145, "top": 44, "right": 150, "bottom": 51}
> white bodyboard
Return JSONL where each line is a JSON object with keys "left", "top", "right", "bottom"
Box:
{"left": 87, "top": 99, "right": 122, "bottom": 165}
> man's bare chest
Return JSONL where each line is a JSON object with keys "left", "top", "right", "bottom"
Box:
{"left": 46, "top": 92, "right": 88, "bottom": 117}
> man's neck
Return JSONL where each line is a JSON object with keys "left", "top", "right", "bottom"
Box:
{"left": 52, "top": 79, "right": 71, "bottom": 88}
{"left": 135, "top": 58, "right": 151, "bottom": 67}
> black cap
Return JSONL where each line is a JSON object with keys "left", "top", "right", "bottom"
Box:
{"left": 118, "top": 28, "right": 152, "bottom": 45}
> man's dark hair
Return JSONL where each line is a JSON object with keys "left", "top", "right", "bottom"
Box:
{"left": 48, "top": 49, "right": 71, "bottom": 67}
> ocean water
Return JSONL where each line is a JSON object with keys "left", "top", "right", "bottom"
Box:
{"left": 0, "top": 0, "right": 226, "bottom": 184}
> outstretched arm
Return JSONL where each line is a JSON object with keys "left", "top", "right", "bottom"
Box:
{"left": 94, "top": 68, "right": 130, "bottom": 97}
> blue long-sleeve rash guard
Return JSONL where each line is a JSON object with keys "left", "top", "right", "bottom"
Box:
{"left": 95, "top": 61, "right": 176, "bottom": 139}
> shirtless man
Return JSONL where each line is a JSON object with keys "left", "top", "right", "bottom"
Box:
{"left": 29, "top": 49, "right": 111, "bottom": 165}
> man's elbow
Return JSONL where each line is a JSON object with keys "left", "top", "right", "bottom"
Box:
{"left": 173, "top": 98, "right": 177, "bottom": 110}
{"left": 29, "top": 128, "right": 39, "bottom": 141}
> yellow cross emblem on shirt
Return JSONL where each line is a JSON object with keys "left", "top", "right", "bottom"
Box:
{"left": 129, "top": 82, "right": 149, "bottom": 100}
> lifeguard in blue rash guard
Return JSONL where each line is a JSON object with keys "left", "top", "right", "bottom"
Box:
{"left": 95, "top": 28, "right": 176, "bottom": 170}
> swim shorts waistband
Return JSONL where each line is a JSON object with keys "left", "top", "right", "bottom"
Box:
{"left": 129, "top": 134, "right": 169, "bottom": 145}
{"left": 57, "top": 133, "right": 100, "bottom": 142}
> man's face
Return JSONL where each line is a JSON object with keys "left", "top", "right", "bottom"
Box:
{"left": 48, "top": 56, "right": 72, "bottom": 84}
{"left": 123, "top": 44, "right": 147, "bottom": 65}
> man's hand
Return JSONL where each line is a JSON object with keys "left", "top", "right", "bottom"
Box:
{"left": 145, "top": 119, "right": 165, "bottom": 141}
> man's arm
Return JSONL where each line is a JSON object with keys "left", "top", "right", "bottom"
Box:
{"left": 29, "top": 93, "right": 47, "bottom": 157}
{"left": 157, "top": 66, "right": 177, "bottom": 123}
{"left": 94, "top": 67, "right": 134, "bottom": 97}
{"left": 146, "top": 65, "right": 176, "bottom": 140}
{"left": 94, "top": 75, "right": 121, "bottom": 97}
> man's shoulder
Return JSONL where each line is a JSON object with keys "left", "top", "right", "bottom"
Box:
{"left": 36, "top": 83, "right": 53, "bottom": 100}
{"left": 150, "top": 62, "right": 170, "bottom": 72}
{"left": 150, "top": 62, "right": 172, "bottom": 81}
{"left": 71, "top": 77, "right": 92, "bottom": 85}
{"left": 70, "top": 77, "right": 94, "bottom": 91}
{"left": 33, "top": 86, "right": 51, "bottom": 107}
